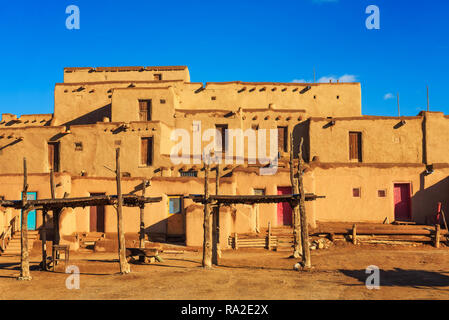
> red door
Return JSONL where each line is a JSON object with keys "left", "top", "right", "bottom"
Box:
{"left": 277, "top": 187, "right": 292, "bottom": 226}
{"left": 394, "top": 184, "right": 412, "bottom": 221}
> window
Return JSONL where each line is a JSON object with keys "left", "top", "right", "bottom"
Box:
{"left": 48, "top": 142, "right": 60, "bottom": 172}
{"left": 215, "top": 124, "right": 228, "bottom": 153}
{"left": 277, "top": 126, "right": 288, "bottom": 153}
{"left": 168, "top": 197, "right": 182, "bottom": 214}
{"left": 160, "top": 99, "right": 166, "bottom": 104}
{"left": 138, "top": 100, "right": 152, "bottom": 121}
{"left": 180, "top": 170, "right": 198, "bottom": 177}
{"left": 75, "top": 142, "right": 83, "bottom": 151}
{"left": 211, "top": 96, "right": 216, "bottom": 101}
{"left": 140, "top": 137, "right": 153, "bottom": 166}
{"left": 254, "top": 189, "right": 265, "bottom": 196}
{"left": 349, "top": 132, "right": 362, "bottom": 162}
{"left": 154, "top": 74, "right": 162, "bottom": 81}
{"left": 353, "top": 188, "right": 361, "bottom": 198}
{"left": 378, "top": 190, "right": 387, "bottom": 198}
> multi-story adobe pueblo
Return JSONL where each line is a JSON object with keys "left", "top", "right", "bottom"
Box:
{"left": 0, "top": 65, "right": 448, "bottom": 251}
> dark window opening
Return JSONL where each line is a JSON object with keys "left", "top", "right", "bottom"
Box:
{"left": 180, "top": 170, "right": 198, "bottom": 177}
{"left": 215, "top": 124, "right": 228, "bottom": 153}
{"left": 349, "top": 132, "right": 362, "bottom": 162}
{"left": 378, "top": 190, "right": 387, "bottom": 198}
{"left": 48, "top": 142, "right": 60, "bottom": 172}
{"left": 141, "top": 137, "right": 153, "bottom": 166}
{"left": 154, "top": 74, "right": 162, "bottom": 81}
{"left": 75, "top": 142, "right": 83, "bottom": 151}
{"left": 277, "top": 126, "right": 288, "bottom": 153}
{"left": 139, "top": 100, "right": 152, "bottom": 121}
{"left": 353, "top": 188, "right": 361, "bottom": 198}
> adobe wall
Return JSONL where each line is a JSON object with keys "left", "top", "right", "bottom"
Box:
{"left": 308, "top": 164, "right": 449, "bottom": 224}
{"left": 423, "top": 112, "right": 449, "bottom": 164}
{"left": 308, "top": 116, "right": 424, "bottom": 163}
{"left": 63, "top": 67, "right": 190, "bottom": 83}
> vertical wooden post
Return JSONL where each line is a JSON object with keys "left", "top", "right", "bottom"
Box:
{"left": 19, "top": 158, "right": 31, "bottom": 280}
{"left": 435, "top": 224, "right": 441, "bottom": 248}
{"left": 267, "top": 221, "right": 272, "bottom": 250}
{"left": 297, "top": 139, "right": 311, "bottom": 269}
{"left": 212, "top": 165, "right": 220, "bottom": 266}
{"left": 234, "top": 232, "right": 238, "bottom": 250}
{"left": 202, "top": 163, "right": 212, "bottom": 268}
{"left": 50, "top": 169, "right": 60, "bottom": 246}
{"left": 139, "top": 179, "right": 147, "bottom": 249}
{"left": 116, "top": 148, "right": 130, "bottom": 274}
{"left": 289, "top": 132, "right": 302, "bottom": 258}
{"left": 41, "top": 210, "right": 47, "bottom": 271}
{"left": 352, "top": 224, "right": 357, "bottom": 245}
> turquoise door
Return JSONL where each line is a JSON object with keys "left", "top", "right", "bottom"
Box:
{"left": 21, "top": 192, "right": 37, "bottom": 230}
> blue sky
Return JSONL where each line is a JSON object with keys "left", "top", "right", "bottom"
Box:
{"left": 0, "top": 0, "right": 447, "bottom": 117}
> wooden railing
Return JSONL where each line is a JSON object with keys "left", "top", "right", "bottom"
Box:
{"left": 0, "top": 216, "right": 18, "bottom": 252}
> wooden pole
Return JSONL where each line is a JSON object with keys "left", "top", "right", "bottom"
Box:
{"left": 435, "top": 224, "right": 440, "bottom": 248}
{"left": 19, "top": 158, "right": 31, "bottom": 280}
{"left": 298, "top": 138, "right": 311, "bottom": 269}
{"left": 290, "top": 132, "right": 302, "bottom": 258}
{"left": 202, "top": 163, "right": 212, "bottom": 268}
{"left": 139, "top": 179, "right": 147, "bottom": 249}
{"left": 50, "top": 169, "right": 60, "bottom": 246}
{"left": 212, "top": 165, "right": 220, "bottom": 265}
{"left": 116, "top": 148, "right": 130, "bottom": 274}
{"left": 41, "top": 209, "right": 47, "bottom": 271}
{"left": 352, "top": 224, "right": 357, "bottom": 245}
{"left": 267, "top": 221, "right": 272, "bottom": 250}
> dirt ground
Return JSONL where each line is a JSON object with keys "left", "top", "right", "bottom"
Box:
{"left": 1, "top": 242, "right": 449, "bottom": 300}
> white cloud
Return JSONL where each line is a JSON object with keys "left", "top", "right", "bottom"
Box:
{"left": 292, "top": 74, "right": 357, "bottom": 84}
{"left": 292, "top": 79, "right": 308, "bottom": 83}
{"left": 384, "top": 93, "right": 395, "bottom": 100}
{"left": 318, "top": 74, "right": 357, "bottom": 83}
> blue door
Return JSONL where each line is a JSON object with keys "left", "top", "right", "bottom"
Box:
{"left": 21, "top": 192, "right": 37, "bottom": 230}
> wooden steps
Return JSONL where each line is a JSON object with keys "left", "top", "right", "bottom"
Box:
{"left": 1, "top": 230, "right": 39, "bottom": 256}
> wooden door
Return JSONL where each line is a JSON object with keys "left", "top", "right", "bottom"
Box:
{"left": 167, "top": 196, "right": 184, "bottom": 237}
{"left": 394, "top": 184, "right": 412, "bottom": 221}
{"left": 349, "top": 132, "right": 362, "bottom": 162}
{"left": 277, "top": 187, "right": 292, "bottom": 226}
{"left": 139, "top": 100, "right": 152, "bottom": 121}
{"left": 89, "top": 193, "right": 105, "bottom": 232}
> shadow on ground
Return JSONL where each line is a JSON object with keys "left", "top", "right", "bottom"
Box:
{"left": 340, "top": 268, "right": 449, "bottom": 288}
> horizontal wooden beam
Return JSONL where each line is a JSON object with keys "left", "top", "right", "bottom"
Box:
{"left": 0, "top": 194, "right": 162, "bottom": 210}
{"left": 188, "top": 193, "right": 325, "bottom": 205}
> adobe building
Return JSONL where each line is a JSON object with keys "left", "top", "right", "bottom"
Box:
{"left": 0, "top": 65, "right": 448, "bottom": 251}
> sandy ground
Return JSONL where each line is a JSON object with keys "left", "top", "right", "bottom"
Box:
{"left": 1, "top": 242, "right": 449, "bottom": 300}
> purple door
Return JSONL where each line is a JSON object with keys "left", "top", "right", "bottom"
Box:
{"left": 394, "top": 184, "right": 412, "bottom": 221}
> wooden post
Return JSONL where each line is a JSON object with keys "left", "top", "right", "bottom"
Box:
{"left": 50, "top": 170, "right": 60, "bottom": 246}
{"left": 234, "top": 232, "right": 238, "bottom": 250}
{"left": 139, "top": 179, "right": 147, "bottom": 249}
{"left": 289, "top": 132, "right": 302, "bottom": 258}
{"left": 19, "top": 158, "right": 31, "bottom": 280}
{"left": 297, "top": 138, "right": 311, "bottom": 269}
{"left": 267, "top": 221, "right": 272, "bottom": 250}
{"left": 212, "top": 165, "right": 220, "bottom": 266}
{"left": 202, "top": 163, "right": 212, "bottom": 268}
{"left": 435, "top": 224, "right": 441, "bottom": 248}
{"left": 352, "top": 224, "right": 357, "bottom": 245}
{"left": 41, "top": 210, "right": 47, "bottom": 271}
{"left": 116, "top": 148, "right": 130, "bottom": 274}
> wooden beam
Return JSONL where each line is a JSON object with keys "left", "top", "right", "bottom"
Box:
{"left": 139, "top": 179, "right": 147, "bottom": 249}
{"left": 202, "top": 163, "right": 212, "bottom": 268}
{"left": 435, "top": 224, "right": 441, "bottom": 248}
{"left": 298, "top": 138, "right": 311, "bottom": 269}
{"left": 212, "top": 164, "right": 220, "bottom": 266}
{"left": 290, "top": 132, "right": 302, "bottom": 258}
{"left": 41, "top": 209, "right": 48, "bottom": 271}
{"left": 188, "top": 194, "right": 324, "bottom": 205}
{"left": 116, "top": 148, "right": 130, "bottom": 274}
{"left": 19, "top": 158, "right": 31, "bottom": 281}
